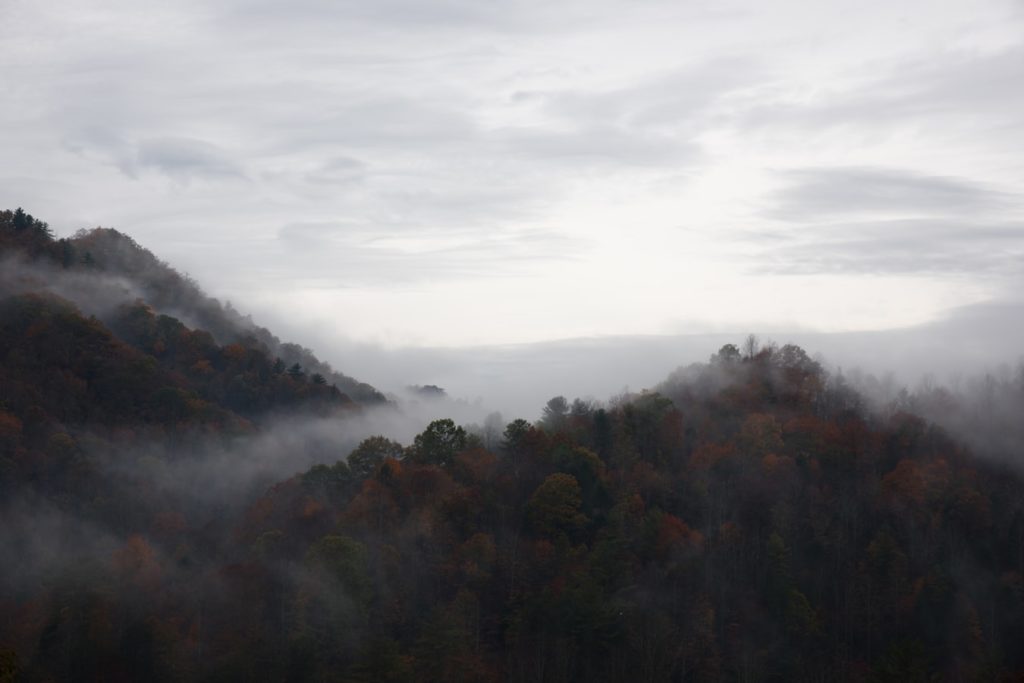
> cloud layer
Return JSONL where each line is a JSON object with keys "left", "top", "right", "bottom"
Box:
{"left": 2, "top": 0, "right": 1023, "bottom": 346}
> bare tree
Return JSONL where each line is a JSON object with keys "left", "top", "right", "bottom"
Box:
{"left": 743, "top": 334, "right": 760, "bottom": 360}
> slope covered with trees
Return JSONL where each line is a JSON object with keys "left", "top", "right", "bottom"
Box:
{"left": 2, "top": 210, "right": 1023, "bottom": 682}
{"left": 0, "top": 209, "right": 385, "bottom": 406}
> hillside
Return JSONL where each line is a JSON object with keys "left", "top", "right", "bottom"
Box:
{"left": 1, "top": 210, "right": 1024, "bottom": 682}
{"left": 0, "top": 208, "right": 385, "bottom": 406}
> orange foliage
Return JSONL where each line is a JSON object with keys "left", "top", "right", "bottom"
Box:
{"left": 656, "top": 514, "right": 704, "bottom": 560}
{"left": 113, "top": 534, "right": 162, "bottom": 589}
{"left": 401, "top": 464, "right": 458, "bottom": 509}
{"left": 222, "top": 343, "right": 248, "bottom": 364}
{"left": 300, "top": 496, "right": 327, "bottom": 520}
{"left": 881, "top": 459, "right": 926, "bottom": 506}
{"left": 190, "top": 359, "right": 214, "bottom": 376}
{"left": 688, "top": 442, "right": 735, "bottom": 470}
{"left": 453, "top": 447, "right": 498, "bottom": 483}
{"left": 344, "top": 478, "right": 401, "bottom": 531}
{"left": 739, "top": 413, "right": 783, "bottom": 456}
{"left": 0, "top": 411, "right": 23, "bottom": 440}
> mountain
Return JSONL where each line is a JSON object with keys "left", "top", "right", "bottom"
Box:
{"left": 2, "top": 209, "right": 1024, "bottom": 682}
{"left": 0, "top": 208, "right": 385, "bottom": 413}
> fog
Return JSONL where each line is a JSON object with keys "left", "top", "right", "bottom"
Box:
{"left": 294, "top": 298, "right": 1024, "bottom": 422}
{"left": 0, "top": 254, "right": 144, "bottom": 321}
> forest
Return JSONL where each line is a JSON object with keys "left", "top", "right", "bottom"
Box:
{"left": 2, "top": 208, "right": 1024, "bottom": 682}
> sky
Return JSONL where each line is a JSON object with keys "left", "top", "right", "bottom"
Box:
{"left": 2, "top": 0, "right": 1024, "bottom": 363}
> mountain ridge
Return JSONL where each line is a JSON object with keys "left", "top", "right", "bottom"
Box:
{"left": 0, "top": 208, "right": 385, "bottom": 408}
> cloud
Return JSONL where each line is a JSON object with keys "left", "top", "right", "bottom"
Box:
{"left": 301, "top": 156, "right": 368, "bottom": 186}
{"left": 737, "top": 44, "right": 1024, "bottom": 135}
{"left": 64, "top": 130, "right": 244, "bottom": 181}
{"left": 495, "top": 125, "right": 699, "bottom": 168}
{"left": 4, "top": 0, "right": 1024, "bottom": 346}
{"left": 270, "top": 222, "right": 586, "bottom": 286}
{"left": 216, "top": 0, "right": 690, "bottom": 35}
{"left": 134, "top": 137, "right": 244, "bottom": 179}
{"left": 491, "top": 59, "right": 761, "bottom": 169}
{"left": 767, "top": 167, "right": 1015, "bottom": 221}
{"left": 534, "top": 58, "right": 763, "bottom": 128}
{"left": 742, "top": 166, "right": 1024, "bottom": 276}
{"left": 753, "top": 218, "right": 1024, "bottom": 276}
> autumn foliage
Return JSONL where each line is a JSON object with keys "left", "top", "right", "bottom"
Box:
{"left": 3, "top": 212, "right": 1024, "bottom": 681}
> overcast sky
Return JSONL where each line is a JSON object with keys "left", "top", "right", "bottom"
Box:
{"left": 3, "top": 0, "right": 1023, "bottom": 354}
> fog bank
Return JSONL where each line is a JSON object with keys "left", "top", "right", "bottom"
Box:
{"left": 298, "top": 299, "right": 1024, "bottom": 421}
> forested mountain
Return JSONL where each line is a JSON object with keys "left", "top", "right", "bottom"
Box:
{"left": 0, "top": 208, "right": 385, "bottom": 407}
{"left": 2, "top": 209, "right": 1024, "bottom": 682}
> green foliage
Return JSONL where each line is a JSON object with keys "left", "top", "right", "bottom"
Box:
{"left": 712, "top": 343, "right": 741, "bottom": 364}
{"left": 0, "top": 648, "right": 19, "bottom": 683}
{"left": 540, "top": 395, "right": 569, "bottom": 431}
{"left": 301, "top": 461, "right": 352, "bottom": 499}
{"left": 871, "top": 640, "right": 937, "bottom": 683}
{"left": 348, "top": 435, "right": 405, "bottom": 478}
{"left": 305, "top": 534, "right": 370, "bottom": 599}
{"left": 501, "top": 418, "right": 531, "bottom": 454}
{"left": 408, "top": 418, "right": 468, "bottom": 467}
{"left": 527, "top": 473, "right": 588, "bottom": 539}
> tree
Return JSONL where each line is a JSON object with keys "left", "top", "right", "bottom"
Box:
{"left": 481, "top": 411, "right": 504, "bottom": 451}
{"left": 527, "top": 473, "right": 587, "bottom": 539}
{"left": 305, "top": 534, "right": 370, "bottom": 599}
{"left": 541, "top": 395, "right": 569, "bottom": 431}
{"left": 502, "top": 418, "right": 531, "bottom": 454}
{"left": 743, "top": 334, "right": 760, "bottom": 360}
{"left": 408, "top": 419, "right": 467, "bottom": 467}
{"left": 11, "top": 207, "right": 30, "bottom": 232}
{"left": 348, "top": 436, "right": 405, "bottom": 478}
{"left": 0, "top": 647, "right": 20, "bottom": 683}
{"left": 712, "top": 343, "right": 741, "bottom": 364}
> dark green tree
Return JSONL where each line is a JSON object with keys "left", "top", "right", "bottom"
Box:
{"left": 348, "top": 435, "right": 405, "bottom": 478}
{"left": 407, "top": 419, "right": 467, "bottom": 467}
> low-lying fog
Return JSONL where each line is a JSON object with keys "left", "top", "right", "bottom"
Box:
{"left": 294, "top": 299, "right": 1024, "bottom": 422}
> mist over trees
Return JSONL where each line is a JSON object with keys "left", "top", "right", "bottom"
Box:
{"left": 2, "top": 210, "right": 1024, "bottom": 681}
{"left": 0, "top": 210, "right": 384, "bottom": 405}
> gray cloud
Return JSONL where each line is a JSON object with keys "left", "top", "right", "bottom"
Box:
{"left": 753, "top": 218, "right": 1024, "bottom": 275}
{"left": 491, "top": 59, "right": 761, "bottom": 169}
{"left": 269, "top": 221, "right": 586, "bottom": 287}
{"left": 221, "top": 0, "right": 516, "bottom": 31}
{"left": 746, "top": 166, "right": 1024, "bottom": 276}
{"left": 217, "top": 0, "right": 706, "bottom": 35}
{"left": 495, "top": 124, "right": 700, "bottom": 168}
{"left": 282, "top": 97, "right": 480, "bottom": 151}
{"left": 134, "top": 137, "right": 244, "bottom": 179}
{"left": 64, "top": 129, "right": 244, "bottom": 181}
{"left": 768, "top": 167, "right": 1015, "bottom": 221}
{"left": 300, "top": 156, "right": 368, "bottom": 186}
{"left": 738, "top": 44, "right": 1024, "bottom": 134}
{"left": 534, "top": 58, "right": 763, "bottom": 128}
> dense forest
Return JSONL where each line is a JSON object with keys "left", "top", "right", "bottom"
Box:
{"left": 2, "top": 209, "right": 1024, "bottom": 682}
